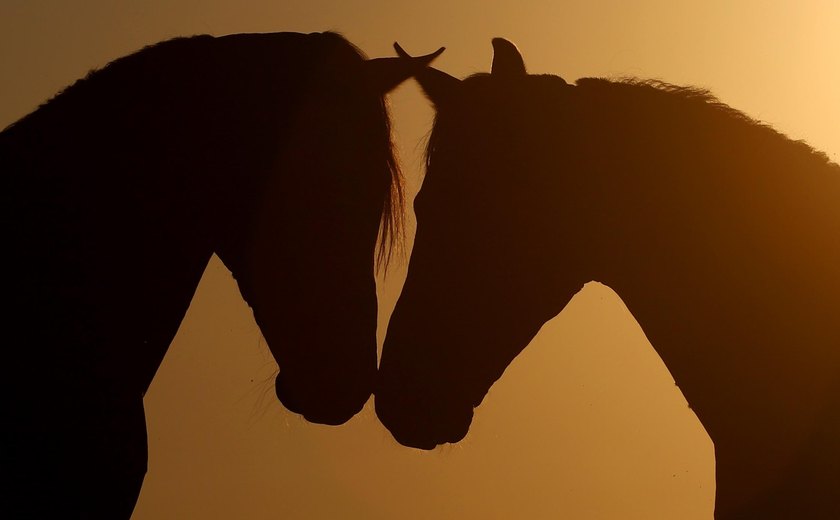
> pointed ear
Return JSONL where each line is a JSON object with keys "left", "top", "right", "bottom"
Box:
{"left": 491, "top": 38, "right": 526, "bottom": 77}
{"left": 394, "top": 42, "right": 462, "bottom": 107}
{"left": 365, "top": 46, "right": 445, "bottom": 94}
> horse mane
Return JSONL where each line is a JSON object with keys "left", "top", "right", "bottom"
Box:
{"left": 315, "top": 33, "right": 405, "bottom": 269}
{"left": 574, "top": 76, "right": 834, "bottom": 166}
{"left": 2, "top": 35, "right": 215, "bottom": 135}
{"left": 425, "top": 73, "right": 837, "bottom": 187}
{"left": 1, "top": 31, "right": 405, "bottom": 271}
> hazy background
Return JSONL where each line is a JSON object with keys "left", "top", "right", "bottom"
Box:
{"left": 2, "top": 2, "right": 837, "bottom": 518}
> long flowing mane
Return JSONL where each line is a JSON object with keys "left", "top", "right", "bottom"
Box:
{"left": 371, "top": 78, "right": 405, "bottom": 270}
{"left": 331, "top": 35, "right": 406, "bottom": 269}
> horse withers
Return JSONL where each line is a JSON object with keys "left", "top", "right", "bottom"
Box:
{"left": 377, "top": 39, "right": 840, "bottom": 519}
{"left": 0, "top": 32, "right": 440, "bottom": 518}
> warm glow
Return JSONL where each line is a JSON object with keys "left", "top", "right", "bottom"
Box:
{"left": 2, "top": 2, "right": 836, "bottom": 518}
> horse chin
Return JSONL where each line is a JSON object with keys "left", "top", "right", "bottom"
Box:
{"left": 374, "top": 390, "right": 475, "bottom": 450}
{"left": 274, "top": 372, "right": 372, "bottom": 426}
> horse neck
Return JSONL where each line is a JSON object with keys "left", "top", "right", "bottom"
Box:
{"left": 577, "top": 105, "right": 840, "bottom": 306}
{"left": 573, "top": 115, "right": 840, "bottom": 433}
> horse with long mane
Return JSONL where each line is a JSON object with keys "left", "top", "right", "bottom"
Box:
{"left": 376, "top": 39, "right": 840, "bottom": 519}
{"left": 0, "top": 32, "right": 440, "bottom": 518}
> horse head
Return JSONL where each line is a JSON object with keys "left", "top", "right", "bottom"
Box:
{"left": 214, "top": 36, "right": 444, "bottom": 426}
{"left": 376, "top": 39, "right": 586, "bottom": 448}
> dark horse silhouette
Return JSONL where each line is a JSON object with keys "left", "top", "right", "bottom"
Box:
{"left": 0, "top": 32, "right": 440, "bottom": 518}
{"left": 376, "top": 39, "right": 840, "bottom": 519}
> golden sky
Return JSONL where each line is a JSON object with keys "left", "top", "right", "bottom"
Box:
{"left": 2, "top": 2, "right": 838, "bottom": 518}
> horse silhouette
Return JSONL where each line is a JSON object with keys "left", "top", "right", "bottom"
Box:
{"left": 0, "top": 32, "right": 440, "bottom": 518}
{"left": 376, "top": 39, "right": 840, "bottom": 519}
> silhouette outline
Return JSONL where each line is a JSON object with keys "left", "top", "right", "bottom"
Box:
{"left": 376, "top": 39, "right": 840, "bottom": 518}
{"left": 1, "top": 32, "right": 440, "bottom": 518}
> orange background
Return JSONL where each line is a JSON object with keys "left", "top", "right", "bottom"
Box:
{"left": 2, "top": 2, "right": 837, "bottom": 518}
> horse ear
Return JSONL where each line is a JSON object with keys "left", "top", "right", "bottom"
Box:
{"left": 394, "top": 42, "right": 462, "bottom": 107}
{"left": 491, "top": 38, "right": 526, "bottom": 77}
{"left": 365, "top": 46, "right": 445, "bottom": 94}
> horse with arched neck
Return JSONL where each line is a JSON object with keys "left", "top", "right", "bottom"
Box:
{"left": 0, "top": 32, "right": 441, "bottom": 519}
{"left": 377, "top": 39, "right": 840, "bottom": 519}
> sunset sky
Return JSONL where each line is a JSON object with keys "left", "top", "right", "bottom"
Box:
{"left": 2, "top": 2, "right": 838, "bottom": 518}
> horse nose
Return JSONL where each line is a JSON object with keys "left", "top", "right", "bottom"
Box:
{"left": 275, "top": 368, "right": 374, "bottom": 425}
{"left": 374, "top": 384, "right": 474, "bottom": 450}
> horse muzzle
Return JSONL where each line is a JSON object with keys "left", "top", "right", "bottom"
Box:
{"left": 374, "top": 378, "right": 475, "bottom": 450}
{"left": 274, "top": 367, "right": 374, "bottom": 426}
